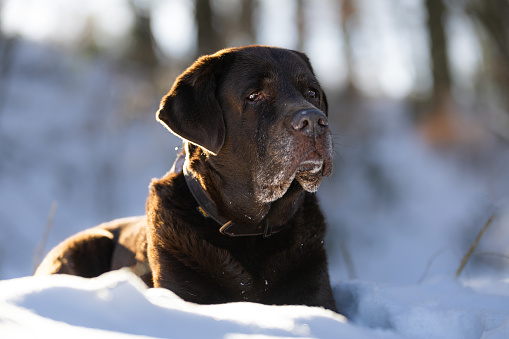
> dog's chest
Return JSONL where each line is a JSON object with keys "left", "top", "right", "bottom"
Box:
{"left": 207, "top": 234, "right": 300, "bottom": 295}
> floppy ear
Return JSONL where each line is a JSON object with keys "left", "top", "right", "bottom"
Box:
{"left": 321, "top": 91, "right": 329, "bottom": 116}
{"left": 156, "top": 52, "right": 229, "bottom": 155}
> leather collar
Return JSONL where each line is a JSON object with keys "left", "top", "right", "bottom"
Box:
{"left": 175, "top": 154, "right": 285, "bottom": 237}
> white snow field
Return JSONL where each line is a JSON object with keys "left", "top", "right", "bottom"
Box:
{"left": 1, "top": 269, "right": 508, "bottom": 338}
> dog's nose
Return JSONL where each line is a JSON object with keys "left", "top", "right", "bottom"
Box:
{"left": 291, "top": 109, "right": 328, "bottom": 137}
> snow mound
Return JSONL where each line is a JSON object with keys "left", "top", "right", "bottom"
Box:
{"left": 335, "top": 279, "right": 509, "bottom": 339}
{"left": 0, "top": 269, "right": 395, "bottom": 339}
{"left": 1, "top": 269, "right": 508, "bottom": 338}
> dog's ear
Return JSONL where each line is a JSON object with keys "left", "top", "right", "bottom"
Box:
{"left": 156, "top": 52, "right": 229, "bottom": 155}
{"left": 321, "top": 91, "right": 329, "bottom": 116}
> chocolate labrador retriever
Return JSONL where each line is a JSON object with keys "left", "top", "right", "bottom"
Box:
{"left": 35, "top": 46, "right": 337, "bottom": 312}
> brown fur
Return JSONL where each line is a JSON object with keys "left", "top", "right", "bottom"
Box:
{"left": 35, "top": 46, "right": 338, "bottom": 312}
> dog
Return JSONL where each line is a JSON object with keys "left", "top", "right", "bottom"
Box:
{"left": 35, "top": 46, "right": 338, "bottom": 312}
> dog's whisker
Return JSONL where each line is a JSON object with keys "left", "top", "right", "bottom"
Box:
{"left": 334, "top": 142, "right": 356, "bottom": 149}
{"left": 333, "top": 150, "right": 345, "bottom": 166}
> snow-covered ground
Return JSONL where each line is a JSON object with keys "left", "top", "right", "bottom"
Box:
{"left": 1, "top": 269, "right": 508, "bottom": 338}
{"left": 1, "top": 40, "right": 509, "bottom": 338}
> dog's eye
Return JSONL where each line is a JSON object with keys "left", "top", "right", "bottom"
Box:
{"left": 247, "top": 91, "right": 264, "bottom": 103}
{"left": 306, "top": 89, "right": 318, "bottom": 99}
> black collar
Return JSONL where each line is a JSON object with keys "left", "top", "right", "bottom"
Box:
{"left": 181, "top": 159, "right": 285, "bottom": 237}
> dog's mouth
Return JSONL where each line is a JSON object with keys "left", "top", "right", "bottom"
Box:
{"left": 296, "top": 152, "right": 324, "bottom": 174}
{"left": 294, "top": 152, "right": 325, "bottom": 193}
{"left": 255, "top": 131, "right": 334, "bottom": 203}
{"left": 256, "top": 152, "right": 327, "bottom": 203}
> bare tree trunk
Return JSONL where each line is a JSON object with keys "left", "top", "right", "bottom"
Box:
{"left": 127, "top": 1, "right": 158, "bottom": 69}
{"left": 196, "top": 0, "right": 223, "bottom": 56}
{"left": 340, "top": 0, "right": 357, "bottom": 93}
{"left": 239, "top": 0, "right": 255, "bottom": 46}
{"left": 468, "top": 0, "right": 509, "bottom": 109}
{"left": 0, "top": 36, "right": 16, "bottom": 119}
{"left": 469, "top": 0, "right": 509, "bottom": 62}
{"left": 425, "top": 0, "right": 452, "bottom": 109}
{"left": 418, "top": 0, "right": 465, "bottom": 147}
{"left": 296, "top": 0, "right": 305, "bottom": 52}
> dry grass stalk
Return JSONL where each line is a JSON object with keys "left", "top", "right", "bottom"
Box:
{"left": 32, "top": 201, "right": 58, "bottom": 274}
{"left": 455, "top": 213, "right": 496, "bottom": 278}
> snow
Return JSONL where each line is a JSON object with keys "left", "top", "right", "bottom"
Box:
{"left": 1, "top": 41, "right": 509, "bottom": 338}
{"left": 335, "top": 279, "right": 509, "bottom": 338}
{"left": 1, "top": 270, "right": 508, "bottom": 338}
{"left": 0, "top": 269, "right": 385, "bottom": 339}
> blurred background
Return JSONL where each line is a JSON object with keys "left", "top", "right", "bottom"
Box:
{"left": 0, "top": 0, "right": 508, "bottom": 283}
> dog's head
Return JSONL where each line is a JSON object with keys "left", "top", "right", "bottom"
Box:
{"left": 157, "top": 46, "right": 333, "bottom": 207}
